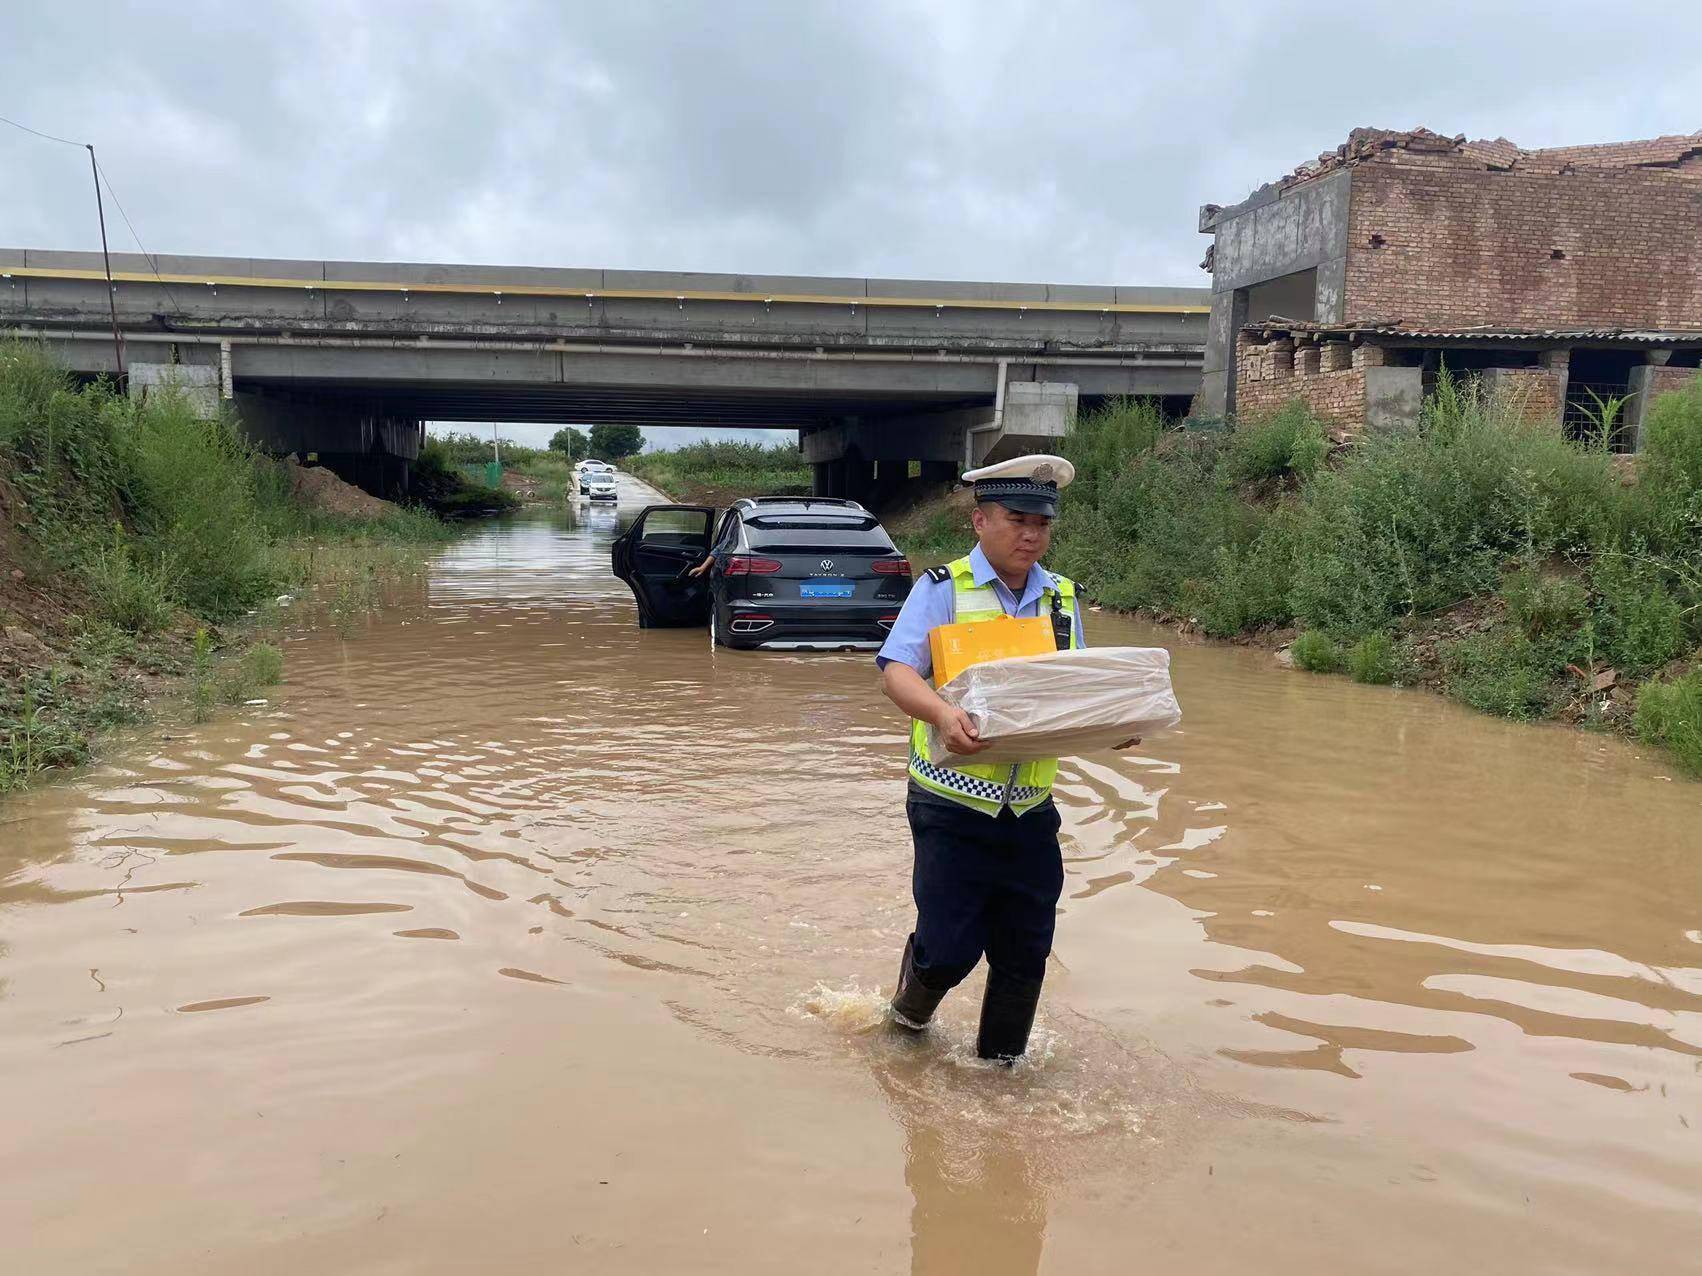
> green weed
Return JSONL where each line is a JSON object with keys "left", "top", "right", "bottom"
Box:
{"left": 189, "top": 628, "right": 217, "bottom": 722}
{"left": 1577, "top": 387, "right": 1629, "bottom": 454}
{"left": 1227, "top": 400, "right": 1329, "bottom": 484}
{"left": 80, "top": 525, "right": 177, "bottom": 633}
{"left": 1290, "top": 630, "right": 1341, "bottom": 673}
{"left": 1500, "top": 568, "right": 1588, "bottom": 639}
{"left": 1347, "top": 632, "right": 1397, "bottom": 684}
{"left": 241, "top": 642, "right": 284, "bottom": 687}
{"left": 1440, "top": 628, "right": 1562, "bottom": 720}
{"left": 1635, "top": 671, "right": 1702, "bottom": 775}
{"left": 1589, "top": 554, "right": 1690, "bottom": 671}
{"left": 894, "top": 499, "right": 974, "bottom": 567}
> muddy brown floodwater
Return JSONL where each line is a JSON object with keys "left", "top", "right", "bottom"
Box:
{"left": 4, "top": 503, "right": 1701, "bottom": 1274}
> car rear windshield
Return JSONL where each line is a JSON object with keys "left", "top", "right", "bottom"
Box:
{"left": 745, "top": 520, "right": 895, "bottom": 551}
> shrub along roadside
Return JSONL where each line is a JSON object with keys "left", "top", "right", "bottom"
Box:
{"left": 411, "top": 440, "right": 520, "bottom": 517}
{"left": 893, "top": 377, "right": 1702, "bottom": 777}
{"left": 0, "top": 343, "right": 456, "bottom": 794}
{"left": 626, "top": 439, "right": 810, "bottom": 505}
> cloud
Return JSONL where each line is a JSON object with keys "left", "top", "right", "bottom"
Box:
{"left": 3, "top": 0, "right": 1696, "bottom": 296}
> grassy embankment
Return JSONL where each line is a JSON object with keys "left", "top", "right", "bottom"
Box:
{"left": 426, "top": 431, "right": 566, "bottom": 505}
{"left": 626, "top": 440, "right": 810, "bottom": 505}
{"left": 0, "top": 345, "right": 459, "bottom": 794}
{"left": 892, "top": 378, "right": 1702, "bottom": 775}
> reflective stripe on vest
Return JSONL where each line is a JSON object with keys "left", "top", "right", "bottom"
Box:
{"left": 908, "top": 555, "right": 1079, "bottom": 818}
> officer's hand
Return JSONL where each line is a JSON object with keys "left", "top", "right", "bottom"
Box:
{"left": 936, "top": 707, "right": 989, "bottom": 757}
{"left": 1113, "top": 736, "right": 1142, "bottom": 750}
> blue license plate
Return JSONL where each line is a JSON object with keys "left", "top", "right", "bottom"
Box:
{"left": 800, "top": 580, "right": 855, "bottom": 599}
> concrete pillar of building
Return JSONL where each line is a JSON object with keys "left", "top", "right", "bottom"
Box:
{"left": 1363, "top": 367, "right": 1423, "bottom": 432}
{"left": 1624, "top": 363, "right": 1664, "bottom": 454}
{"left": 1538, "top": 348, "right": 1572, "bottom": 436}
{"left": 1199, "top": 289, "right": 1240, "bottom": 419}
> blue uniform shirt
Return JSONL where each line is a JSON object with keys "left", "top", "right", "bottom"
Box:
{"left": 875, "top": 543, "right": 1087, "bottom": 678}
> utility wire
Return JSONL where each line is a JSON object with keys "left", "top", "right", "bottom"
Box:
{"left": 0, "top": 111, "right": 84, "bottom": 148}
{"left": 2, "top": 109, "right": 186, "bottom": 315}
{"left": 94, "top": 159, "right": 186, "bottom": 313}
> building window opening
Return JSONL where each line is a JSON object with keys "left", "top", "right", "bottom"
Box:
{"left": 1243, "top": 268, "right": 1317, "bottom": 326}
{"left": 1564, "top": 349, "right": 1642, "bottom": 450}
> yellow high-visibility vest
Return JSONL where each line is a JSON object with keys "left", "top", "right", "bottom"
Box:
{"left": 908, "top": 555, "right": 1079, "bottom": 817}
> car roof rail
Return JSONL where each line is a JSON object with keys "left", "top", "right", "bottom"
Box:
{"left": 744, "top": 496, "right": 865, "bottom": 510}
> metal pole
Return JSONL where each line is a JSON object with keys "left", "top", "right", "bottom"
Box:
{"left": 87, "top": 144, "right": 125, "bottom": 387}
{"left": 491, "top": 420, "right": 500, "bottom": 466}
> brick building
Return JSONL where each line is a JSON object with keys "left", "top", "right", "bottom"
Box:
{"left": 1197, "top": 127, "right": 1702, "bottom": 447}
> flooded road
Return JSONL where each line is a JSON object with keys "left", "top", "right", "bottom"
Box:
{"left": 4, "top": 499, "right": 1701, "bottom": 1274}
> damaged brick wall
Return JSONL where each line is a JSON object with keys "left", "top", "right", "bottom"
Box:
{"left": 1480, "top": 368, "right": 1567, "bottom": 431}
{"left": 1345, "top": 158, "right": 1702, "bottom": 329}
{"left": 1647, "top": 367, "right": 1701, "bottom": 400}
{"left": 1235, "top": 334, "right": 1366, "bottom": 431}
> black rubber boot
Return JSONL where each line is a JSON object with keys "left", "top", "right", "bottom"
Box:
{"left": 890, "top": 936, "right": 948, "bottom": 1031}
{"left": 975, "top": 967, "right": 1044, "bottom": 1063}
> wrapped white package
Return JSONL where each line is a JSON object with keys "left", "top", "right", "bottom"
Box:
{"left": 924, "top": 646, "right": 1181, "bottom": 766}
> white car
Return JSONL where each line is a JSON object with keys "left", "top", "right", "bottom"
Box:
{"left": 584, "top": 470, "right": 618, "bottom": 502}
{"left": 576, "top": 460, "right": 615, "bottom": 494}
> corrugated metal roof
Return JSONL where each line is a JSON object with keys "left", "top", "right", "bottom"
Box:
{"left": 1242, "top": 319, "right": 1702, "bottom": 344}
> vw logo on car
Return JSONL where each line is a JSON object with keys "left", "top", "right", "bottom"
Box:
{"left": 819, "top": 559, "right": 834, "bottom": 572}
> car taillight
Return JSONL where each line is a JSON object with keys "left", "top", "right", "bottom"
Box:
{"left": 872, "top": 558, "right": 911, "bottom": 575}
{"left": 726, "top": 556, "right": 783, "bottom": 575}
{"left": 878, "top": 613, "right": 900, "bottom": 628}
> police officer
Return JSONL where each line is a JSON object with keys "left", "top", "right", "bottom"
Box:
{"left": 876, "top": 454, "right": 1124, "bottom": 1063}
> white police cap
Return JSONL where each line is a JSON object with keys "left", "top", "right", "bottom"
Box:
{"left": 962, "top": 453, "right": 1075, "bottom": 516}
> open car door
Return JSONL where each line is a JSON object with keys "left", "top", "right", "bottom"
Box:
{"left": 611, "top": 505, "right": 716, "bottom": 628}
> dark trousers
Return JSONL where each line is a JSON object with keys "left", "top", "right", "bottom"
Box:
{"left": 906, "top": 794, "right": 1064, "bottom": 991}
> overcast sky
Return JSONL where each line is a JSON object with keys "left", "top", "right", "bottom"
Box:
{"left": 4, "top": 1, "right": 1697, "bottom": 447}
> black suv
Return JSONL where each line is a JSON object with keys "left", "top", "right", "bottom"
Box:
{"left": 612, "top": 498, "right": 912, "bottom": 650}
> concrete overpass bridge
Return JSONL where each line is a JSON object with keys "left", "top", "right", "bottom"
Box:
{"left": 2, "top": 247, "right": 1208, "bottom": 502}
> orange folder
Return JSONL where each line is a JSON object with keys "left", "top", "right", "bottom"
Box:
{"left": 928, "top": 614, "right": 1056, "bottom": 688}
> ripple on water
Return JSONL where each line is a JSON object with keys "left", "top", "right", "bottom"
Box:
{"left": 238, "top": 901, "right": 413, "bottom": 917}
{"left": 5, "top": 509, "right": 1701, "bottom": 1272}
